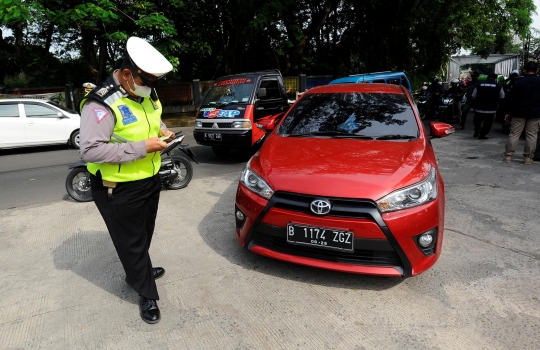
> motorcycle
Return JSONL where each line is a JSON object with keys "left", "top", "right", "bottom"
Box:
{"left": 437, "top": 96, "right": 455, "bottom": 122}
{"left": 65, "top": 132, "right": 197, "bottom": 202}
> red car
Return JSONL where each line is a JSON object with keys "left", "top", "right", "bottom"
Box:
{"left": 234, "top": 83, "right": 454, "bottom": 277}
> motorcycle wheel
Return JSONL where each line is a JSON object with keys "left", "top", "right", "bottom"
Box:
{"left": 164, "top": 156, "right": 193, "bottom": 190}
{"left": 65, "top": 167, "right": 93, "bottom": 202}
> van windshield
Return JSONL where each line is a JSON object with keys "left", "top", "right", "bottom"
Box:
{"left": 201, "top": 81, "right": 254, "bottom": 107}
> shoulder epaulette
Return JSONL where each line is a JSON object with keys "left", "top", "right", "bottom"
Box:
{"left": 83, "top": 75, "right": 124, "bottom": 108}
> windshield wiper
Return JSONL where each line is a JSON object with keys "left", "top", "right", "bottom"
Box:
{"left": 374, "top": 134, "right": 417, "bottom": 140}
{"left": 287, "top": 131, "right": 374, "bottom": 139}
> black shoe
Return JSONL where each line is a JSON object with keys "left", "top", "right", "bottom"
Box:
{"left": 125, "top": 267, "right": 165, "bottom": 284}
{"left": 139, "top": 297, "right": 160, "bottom": 324}
{"left": 153, "top": 267, "right": 165, "bottom": 280}
{"left": 478, "top": 135, "right": 489, "bottom": 140}
{"left": 533, "top": 156, "right": 540, "bottom": 162}
{"left": 473, "top": 132, "right": 479, "bottom": 138}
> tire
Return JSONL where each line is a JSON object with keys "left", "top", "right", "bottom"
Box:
{"left": 212, "top": 145, "right": 231, "bottom": 156}
{"left": 65, "top": 167, "right": 93, "bottom": 202}
{"left": 164, "top": 156, "right": 193, "bottom": 190}
{"left": 70, "top": 130, "right": 80, "bottom": 149}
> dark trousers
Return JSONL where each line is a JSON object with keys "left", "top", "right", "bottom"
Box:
{"left": 90, "top": 171, "right": 162, "bottom": 300}
{"left": 460, "top": 100, "right": 474, "bottom": 128}
{"left": 473, "top": 112, "right": 495, "bottom": 137}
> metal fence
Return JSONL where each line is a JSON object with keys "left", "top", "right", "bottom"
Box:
{"left": 2, "top": 74, "right": 338, "bottom": 114}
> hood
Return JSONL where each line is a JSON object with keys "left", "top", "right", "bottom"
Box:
{"left": 252, "top": 135, "right": 432, "bottom": 201}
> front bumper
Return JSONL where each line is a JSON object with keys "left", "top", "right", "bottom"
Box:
{"left": 193, "top": 128, "right": 252, "bottom": 147}
{"left": 235, "top": 184, "right": 444, "bottom": 277}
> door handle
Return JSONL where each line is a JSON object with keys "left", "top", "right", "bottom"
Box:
{"left": 256, "top": 107, "right": 264, "bottom": 110}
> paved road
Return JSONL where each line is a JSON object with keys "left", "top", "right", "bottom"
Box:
{"left": 0, "top": 127, "right": 249, "bottom": 210}
{"left": 0, "top": 117, "right": 539, "bottom": 349}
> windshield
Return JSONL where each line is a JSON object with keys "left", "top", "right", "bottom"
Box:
{"left": 277, "top": 92, "right": 418, "bottom": 139}
{"left": 201, "top": 80, "right": 254, "bottom": 106}
{"left": 48, "top": 100, "right": 77, "bottom": 114}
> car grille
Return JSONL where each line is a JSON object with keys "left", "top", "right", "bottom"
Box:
{"left": 272, "top": 192, "right": 380, "bottom": 220}
{"left": 250, "top": 223, "right": 402, "bottom": 267}
{"left": 201, "top": 122, "right": 233, "bottom": 128}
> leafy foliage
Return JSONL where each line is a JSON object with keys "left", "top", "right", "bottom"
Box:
{"left": 0, "top": 0, "right": 536, "bottom": 90}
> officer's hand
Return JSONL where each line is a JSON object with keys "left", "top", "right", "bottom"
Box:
{"left": 159, "top": 129, "right": 174, "bottom": 143}
{"left": 504, "top": 114, "right": 510, "bottom": 122}
{"left": 145, "top": 138, "right": 168, "bottom": 153}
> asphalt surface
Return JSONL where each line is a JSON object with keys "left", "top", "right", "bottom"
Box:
{"left": 0, "top": 116, "right": 539, "bottom": 349}
{"left": 0, "top": 127, "right": 249, "bottom": 210}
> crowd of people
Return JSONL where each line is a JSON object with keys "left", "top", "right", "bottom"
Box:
{"left": 426, "top": 61, "right": 540, "bottom": 165}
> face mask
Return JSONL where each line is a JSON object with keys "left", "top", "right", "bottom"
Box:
{"left": 129, "top": 73, "right": 151, "bottom": 97}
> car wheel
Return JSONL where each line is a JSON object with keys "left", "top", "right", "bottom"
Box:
{"left": 212, "top": 145, "right": 231, "bottom": 156}
{"left": 70, "top": 130, "right": 80, "bottom": 149}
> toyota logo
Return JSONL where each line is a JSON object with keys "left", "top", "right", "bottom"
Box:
{"left": 310, "top": 199, "right": 332, "bottom": 215}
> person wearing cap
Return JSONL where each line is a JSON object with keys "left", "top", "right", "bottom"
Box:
{"left": 504, "top": 61, "right": 540, "bottom": 165}
{"left": 79, "top": 37, "right": 174, "bottom": 324}
{"left": 471, "top": 72, "right": 504, "bottom": 139}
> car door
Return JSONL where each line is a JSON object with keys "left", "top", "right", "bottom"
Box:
{"left": 0, "top": 102, "right": 25, "bottom": 148}
{"left": 22, "top": 102, "right": 67, "bottom": 145}
{"left": 254, "top": 77, "right": 284, "bottom": 120}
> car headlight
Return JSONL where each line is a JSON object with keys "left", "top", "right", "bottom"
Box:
{"left": 195, "top": 120, "right": 202, "bottom": 128}
{"left": 376, "top": 167, "right": 437, "bottom": 212}
{"left": 232, "top": 120, "right": 251, "bottom": 128}
{"left": 240, "top": 163, "right": 274, "bottom": 199}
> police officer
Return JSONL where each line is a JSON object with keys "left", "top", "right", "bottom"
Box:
{"left": 79, "top": 37, "right": 174, "bottom": 324}
{"left": 471, "top": 73, "right": 505, "bottom": 139}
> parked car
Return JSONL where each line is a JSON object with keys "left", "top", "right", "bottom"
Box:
{"left": 329, "top": 71, "right": 414, "bottom": 95}
{"left": 0, "top": 98, "right": 81, "bottom": 150}
{"left": 234, "top": 83, "right": 454, "bottom": 277}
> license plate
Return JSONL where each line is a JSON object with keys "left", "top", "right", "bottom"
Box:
{"left": 286, "top": 223, "right": 354, "bottom": 252}
{"left": 204, "top": 133, "right": 222, "bottom": 141}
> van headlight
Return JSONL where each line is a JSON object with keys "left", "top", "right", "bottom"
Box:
{"left": 240, "top": 163, "right": 274, "bottom": 199}
{"left": 232, "top": 120, "right": 252, "bottom": 128}
{"left": 376, "top": 167, "right": 437, "bottom": 212}
{"left": 195, "top": 120, "right": 202, "bottom": 128}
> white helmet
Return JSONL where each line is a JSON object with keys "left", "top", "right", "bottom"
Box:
{"left": 451, "top": 78, "right": 459, "bottom": 84}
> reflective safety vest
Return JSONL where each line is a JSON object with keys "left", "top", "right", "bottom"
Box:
{"left": 80, "top": 75, "right": 162, "bottom": 182}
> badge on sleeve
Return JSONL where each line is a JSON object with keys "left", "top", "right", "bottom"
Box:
{"left": 93, "top": 108, "right": 108, "bottom": 123}
{"left": 117, "top": 105, "right": 138, "bottom": 125}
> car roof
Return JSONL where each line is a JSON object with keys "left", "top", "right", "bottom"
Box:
{"left": 330, "top": 71, "right": 407, "bottom": 84}
{"left": 215, "top": 69, "right": 282, "bottom": 81}
{"left": 0, "top": 98, "right": 54, "bottom": 103}
{"left": 306, "top": 83, "right": 406, "bottom": 94}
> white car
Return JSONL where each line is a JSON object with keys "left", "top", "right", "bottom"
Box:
{"left": 0, "top": 98, "right": 81, "bottom": 150}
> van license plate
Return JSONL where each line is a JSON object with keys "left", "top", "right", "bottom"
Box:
{"left": 204, "top": 133, "right": 222, "bottom": 141}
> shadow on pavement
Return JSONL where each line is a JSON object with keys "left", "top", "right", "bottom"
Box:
{"left": 53, "top": 230, "right": 138, "bottom": 304}
{"left": 198, "top": 180, "right": 403, "bottom": 291}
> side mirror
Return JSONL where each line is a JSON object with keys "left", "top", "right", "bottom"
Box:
{"left": 256, "top": 118, "right": 276, "bottom": 131}
{"left": 57, "top": 112, "right": 64, "bottom": 118}
{"left": 257, "top": 88, "right": 267, "bottom": 98}
{"left": 430, "top": 121, "right": 454, "bottom": 138}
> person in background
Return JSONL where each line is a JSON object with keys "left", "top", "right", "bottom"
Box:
{"left": 446, "top": 78, "right": 464, "bottom": 123}
{"left": 456, "top": 71, "right": 479, "bottom": 130}
{"left": 79, "top": 36, "right": 174, "bottom": 324}
{"left": 504, "top": 61, "right": 540, "bottom": 165}
{"left": 471, "top": 72, "right": 504, "bottom": 139}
